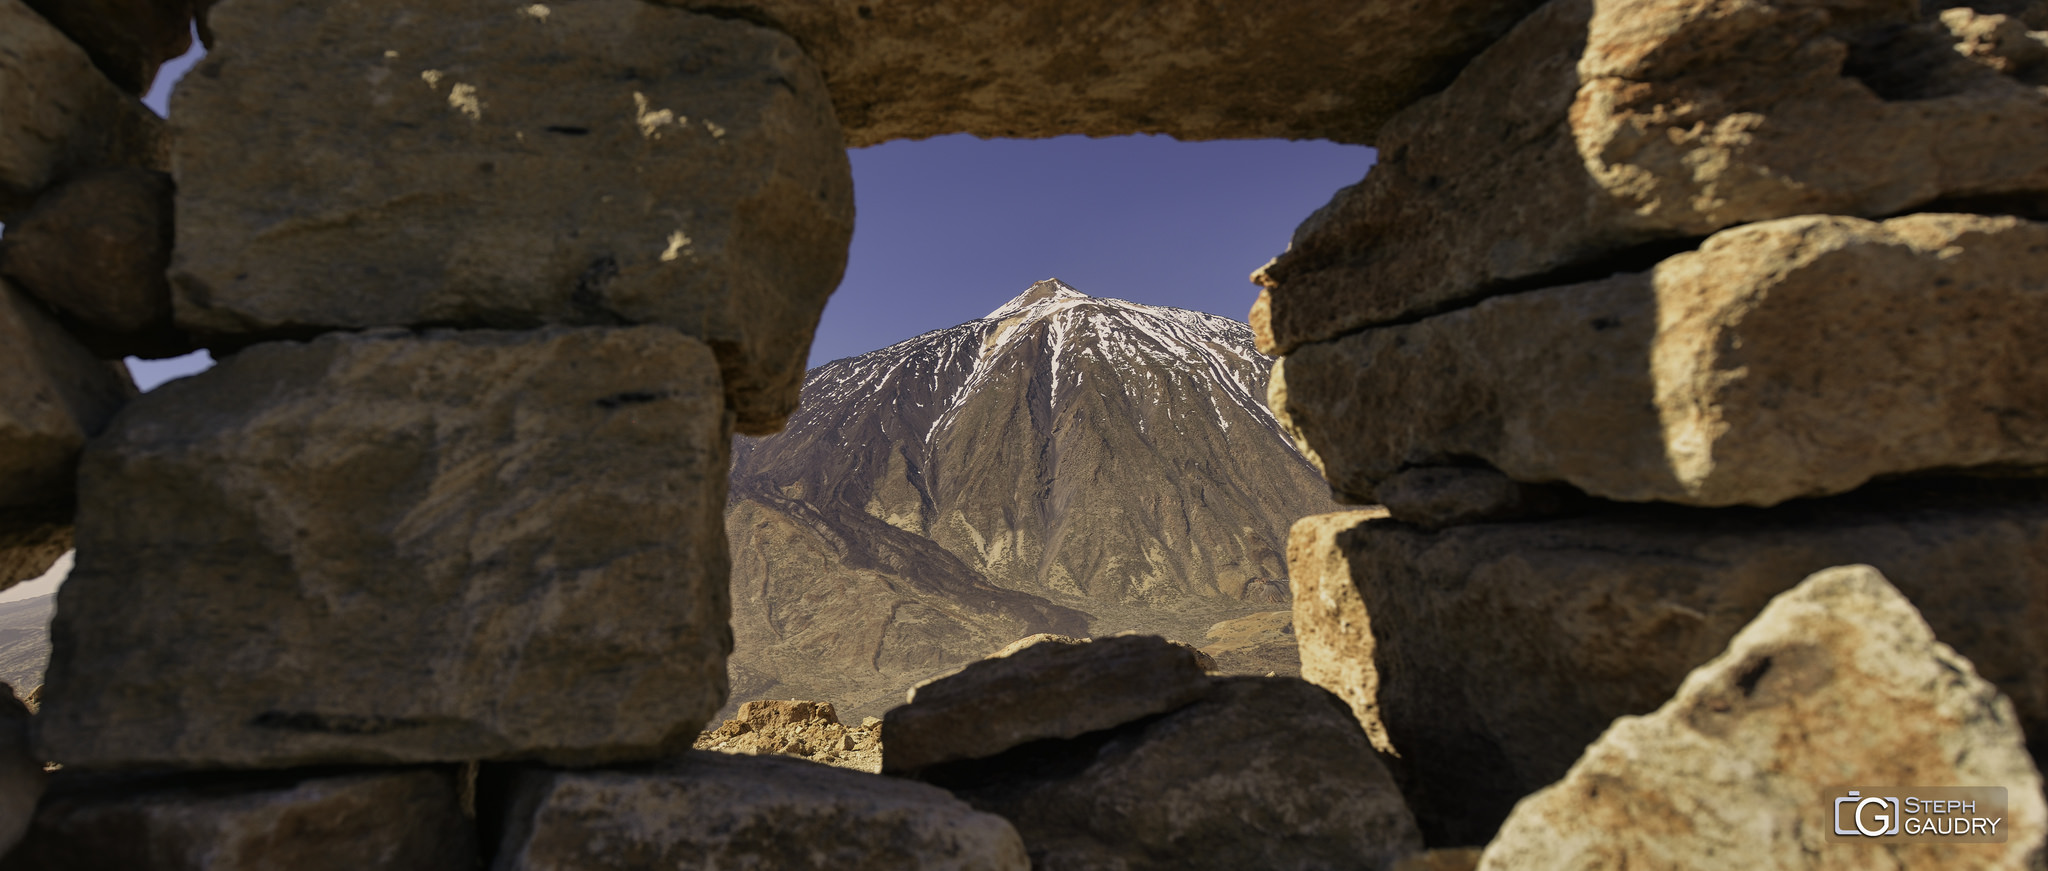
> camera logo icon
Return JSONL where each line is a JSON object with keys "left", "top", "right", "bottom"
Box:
{"left": 1834, "top": 790, "right": 1901, "bottom": 837}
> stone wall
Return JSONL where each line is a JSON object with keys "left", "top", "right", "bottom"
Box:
{"left": 1, "top": 0, "right": 2043, "bottom": 865}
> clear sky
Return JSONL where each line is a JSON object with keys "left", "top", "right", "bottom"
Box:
{"left": 122, "top": 38, "right": 1375, "bottom": 389}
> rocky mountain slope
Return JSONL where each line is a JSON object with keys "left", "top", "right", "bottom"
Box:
{"left": 726, "top": 279, "right": 1336, "bottom": 718}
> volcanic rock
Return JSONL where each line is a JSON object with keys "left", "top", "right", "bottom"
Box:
{"left": 493, "top": 752, "right": 1028, "bottom": 871}
{"left": 37, "top": 326, "right": 733, "bottom": 769}
{"left": 1375, "top": 466, "right": 1582, "bottom": 529}
{"left": 0, "top": 685, "right": 40, "bottom": 858}
{"left": 1274, "top": 214, "right": 2048, "bottom": 508}
{"left": 1253, "top": 0, "right": 2048, "bottom": 352}
{"left": 1477, "top": 565, "right": 2048, "bottom": 870}
{"left": 0, "top": 282, "right": 135, "bottom": 520}
{"left": 0, "top": 0, "right": 166, "bottom": 219}
{"left": 0, "top": 168, "right": 185, "bottom": 358}
{"left": 660, "top": 0, "right": 1547, "bottom": 146}
{"left": 0, "top": 769, "right": 473, "bottom": 870}
{"left": 727, "top": 280, "right": 1333, "bottom": 720}
{"left": 927, "top": 676, "right": 1421, "bottom": 871}
{"left": 1290, "top": 486, "right": 2048, "bottom": 845}
{"left": 696, "top": 699, "right": 882, "bottom": 773}
{"left": 1197, "top": 610, "right": 1298, "bottom": 677}
{"left": 883, "top": 634, "right": 1211, "bottom": 776}
{"left": 20, "top": 0, "right": 192, "bottom": 94}
{"left": 169, "top": 0, "right": 852, "bottom": 433}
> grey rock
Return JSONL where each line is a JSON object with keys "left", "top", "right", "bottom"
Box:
{"left": 882, "top": 634, "right": 1213, "bottom": 775}
{"left": 170, "top": 0, "right": 853, "bottom": 434}
{"left": 1274, "top": 214, "right": 2048, "bottom": 508}
{"left": 0, "top": 769, "right": 473, "bottom": 870}
{"left": 37, "top": 326, "right": 733, "bottom": 769}
{"left": 0, "top": 686, "right": 43, "bottom": 858}
{"left": 1376, "top": 466, "right": 1581, "bottom": 529}
{"left": 493, "top": 752, "right": 1028, "bottom": 871}
{"left": 931, "top": 677, "right": 1422, "bottom": 871}
{"left": 0, "top": 0, "right": 166, "bottom": 219}
{"left": 0, "top": 282, "right": 135, "bottom": 517}
{"left": 1477, "top": 566, "right": 2047, "bottom": 871}
{"left": 1290, "top": 488, "right": 2048, "bottom": 845}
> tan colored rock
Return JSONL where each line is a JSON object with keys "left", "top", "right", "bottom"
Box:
{"left": 171, "top": 0, "right": 852, "bottom": 434}
{"left": 494, "top": 751, "right": 1029, "bottom": 871}
{"left": 0, "top": 168, "right": 187, "bottom": 358}
{"left": 1290, "top": 489, "right": 2048, "bottom": 844}
{"left": 0, "top": 282, "right": 135, "bottom": 515}
{"left": 931, "top": 677, "right": 1421, "bottom": 871}
{"left": 36, "top": 326, "right": 733, "bottom": 769}
{"left": 1197, "top": 610, "right": 1299, "bottom": 677}
{"left": 1394, "top": 849, "right": 1483, "bottom": 871}
{"left": 1477, "top": 565, "right": 2048, "bottom": 871}
{"left": 1275, "top": 214, "right": 2048, "bottom": 508}
{"left": 0, "top": 769, "right": 473, "bottom": 870}
{"left": 1253, "top": 0, "right": 2048, "bottom": 353}
{"left": 661, "top": 0, "right": 1547, "bottom": 147}
{"left": 0, "top": 0, "right": 167, "bottom": 219}
{"left": 696, "top": 699, "right": 883, "bottom": 773}
{"left": 21, "top": 0, "right": 192, "bottom": 94}
{"left": 882, "top": 634, "right": 1212, "bottom": 775}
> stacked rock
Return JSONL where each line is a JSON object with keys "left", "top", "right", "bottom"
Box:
{"left": 1265, "top": 0, "right": 2048, "bottom": 849}
{"left": 0, "top": 0, "right": 1028, "bottom": 866}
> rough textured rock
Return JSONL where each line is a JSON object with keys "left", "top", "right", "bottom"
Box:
{"left": 727, "top": 281, "right": 1331, "bottom": 720}
{"left": 1253, "top": 0, "right": 2048, "bottom": 353}
{"left": 494, "top": 752, "right": 1028, "bottom": 871}
{"left": 37, "top": 326, "right": 733, "bottom": 769}
{"left": 1395, "top": 849, "right": 1483, "bottom": 871}
{"left": 0, "top": 769, "right": 474, "bottom": 870}
{"left": 882, "top": 634, "right": 1212, "bottom": 775}
{"left": 1197, "top": 610, "right": 1299, "bottom": 677}
{"left": 1376, "top": 466, "right": 1582, "bottom": 529}
{"left": 662, "top": 0, "right": 1548, "bottom": 147}
{"left": 0, "top": 168, "right": 186, "bottom": 358}
{"left": 1477, "top": 565, "right": 2048, "bottom": 871}
{"left": 171, "top": 0, "right": 853, "bottom": 434}
{"left": 0, "top": 282, "right": 135, "bottom": 517}
{"left": 0, "top": 0, "right": 167, "bottom": 220}
{"left": 696, "top": 699, "right": 883, "bottom": 773}
{"left": 0, "top": 523, "right": 67, "bottom": 588}
{"left": 1274, "top": 214, "right": 2048, "bottom": 508}
{"left": 1290, "top": 485, "right": 2048, "bottom": 845}
{"left": 0, "top": 685, "right": 42, "bottom": 859}
{"left": 928, "top": 676, "right": 1422, "bottom": 871}
{"left": 20, "top": 0, "right": 193, "bottom": 94}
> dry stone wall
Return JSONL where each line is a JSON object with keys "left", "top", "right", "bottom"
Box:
{"left": 4, "top": 0, "right": 2045, "bottom": 865}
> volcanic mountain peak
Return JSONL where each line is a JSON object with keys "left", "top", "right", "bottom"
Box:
{"left": 985, "top": 277, "right": 1090, "bottom": 319}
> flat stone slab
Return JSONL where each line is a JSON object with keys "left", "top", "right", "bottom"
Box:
{"left": 1478, "top": 566, "right": 2048, "bottom": 871}
{"left": 0, "top": 0, "right": 166, "bottom": 219}
{"left": 881, "top": 634, "right": 1212, "bottom": 775}
{"left": 929, "top": 676, "right": 1421, "bottom": 871}
{"left": 494, "top": 752, "right": 1028, "bottom": 870}
{"left": 1253, "top": 0, "right": 2048, "bottom": 352}
{"left": 171, "top": 0, "right": 854, "bottom": 433}
{"left": 663, "top": 0, "right": 1547, "bottom": 147}
{"left": 1290, "top": 487, "right": 2048, "bottom": 845}
{"left": 37, "top": 326, "right": 733, "bottom": 769}
{"left": 1, "top": 769, "right": 473, "bottom": 870}
{"left": 1274, "top": 214, "right": 2048, "bottom": 508}
{"left": 0, "top": 281, "right": 135, "bottom": 515}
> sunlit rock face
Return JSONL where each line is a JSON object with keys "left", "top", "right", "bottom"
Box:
{"left": 725, "top": 279, "right": 1336, "bottom": 719}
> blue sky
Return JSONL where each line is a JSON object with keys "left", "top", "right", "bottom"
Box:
{"left": 125, "top": 41, "right": 1375, "bottom": 389}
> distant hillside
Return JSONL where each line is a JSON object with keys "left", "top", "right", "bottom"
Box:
{"left": 726, "top": 279, "right": 1336, "bottom": 719}
{"left": 0, "top": 595, "right": 53, "bottom": 696}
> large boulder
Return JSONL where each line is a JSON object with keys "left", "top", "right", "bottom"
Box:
{"left": 927, "top": 676, "right": 1422, "bottom": 871}
{"left": 20, "top": 0, "right": 193, "bottom": 94}
{"left": 1274, "top": 214, "right": 2048, "bottom": 508}
{"left": 1253, "top": 0, "right": 2048, "bottom": 353}
{"left": 1289, "top": 485, "right": 2048, "bottom": 845}
{"left": 0, "top": 0, "right": 167, "bottom": 219}
{"left": 493, "top": 752, "right": 1029, "bottom": 870}
{"left": 1477, "top": 565, "right": 2047, "bottom": 870}
{"left": 0, "top": 686, "right": 43, "bottom": 859}
{"left": 0, "top": 769, "right": 473, "bottom": 870}
{"left": 37, "top": 326, "right": 734, "bottom": 769}
{"left": 661, "top": 0, "right": 1548, "bottom": 146}
{"left": 0, "top": 168, "right": 186, "bottom": 359}
{"left": 0, "top": 281, "right": 135, "bottom": 521}
{"left": 881, "top": 634, "right": 1213, "bottom": 775}
{"left": 696, "top": 699, "right": 883, "bottom": 773}
{"left": 170, "top": 0, "right": 853, "bottom": 433}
